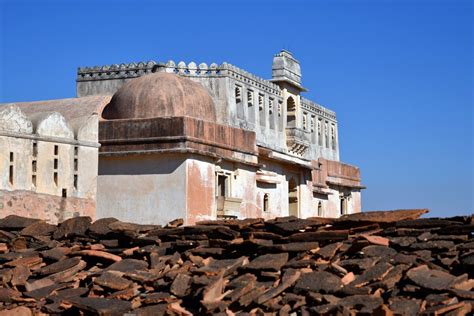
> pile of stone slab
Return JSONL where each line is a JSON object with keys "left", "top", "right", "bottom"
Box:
{"left": 0, "top": 209, "right": 473, "bottom": 315}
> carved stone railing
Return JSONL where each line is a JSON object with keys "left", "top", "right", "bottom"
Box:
{"left": 285, "top": 127, "right": 311, "bottom": 156}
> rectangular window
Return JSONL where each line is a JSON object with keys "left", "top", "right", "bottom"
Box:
{"left": 54, "top": 158, "right": 58, "bottom": 170}
{"left": 62, "top": 189, "right": 67, "bottom": 198}
{"left": 54, "top": 145, "right": 58, "bottom": 156}
{"left": 54, "top": 172, "right": 58, "bottom": 186}
{"left": 74, "top": 146, "right": 78, "bottom": 156}
{"left": 74, "top": 158, "right": 78, "bottom": 172}
{"left": 258, "top": 94, "right": 264, "bottom": 110}
{"left": 9, "top": 152, "right": 13, "bottom": 162}
{"left": 331, "top": 124, "right": 336, "bottom": 150}
{"left": 269, "top": 98, "right": 274, "bottom": 114}
{"left": 311, "top": 116, "right": 315, "bottom": 132}
{"left": 303, "top": 112, "right": 308, "bottom": 130}
{"left": 32, "top": 160, "right": 37, "bottom": 172}
{"left": 32, "top": 175, "right": 36, "bottom": 187}
{"left": 33, "top": 142, "right": 38, "bottom": 157}
{"left": 235, "top": 85, "right": 242, "bottom": 103}
{"left": 247, "top": 90, "right": 253, "bottom": 106}
{"left": 74, "top": 175, "right": 78, "bottom": 190}
{"left": 325, "top": 121, "right": 329, "bottom": 148}
{"left": 318, "top": 119, "right": 322, "bottom": 146}
{"left": 9, "top": 165, "right": 13, "bottom": 185}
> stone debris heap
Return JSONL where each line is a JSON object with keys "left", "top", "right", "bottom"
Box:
{"left": 0, "top": 210, "right": 473, "bottom": 315}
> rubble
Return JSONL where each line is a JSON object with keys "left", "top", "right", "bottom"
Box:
{"left": 0, "top": 210, "right": 472, "bottom": 315}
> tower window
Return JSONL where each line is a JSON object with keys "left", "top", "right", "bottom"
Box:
{"left": 74, "top": 158, "right": 78, "bottom": 172}
{"left": 54, "top": 158, "right": 58, "bottom": 170}
{"left": 74, "top": 175, "right": 78, "bottom": 190}
{"left": 32, "top": 160, "right": 37, "bottom": 172}
{"left": 62, "top": 189, "right": 67, "bottom": 198}
{"left": 54, "top": 145, "right": 58, "bottom": 156}
{"left": 32, "top": 175, "right": 36, "bottom": 187}
{"left": 9, "top": 152, "right": 13, "bottom": 162}
{"left": 54, "top": 172, "right": 58, "bottom": 186}
{"left": 74, "top": 146, "right": 78, "bottom": 156}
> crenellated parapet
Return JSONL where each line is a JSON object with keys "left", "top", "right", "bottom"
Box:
{"left": 77, "top": 61, "right": 157, "bottom": 81}
{"left": 158, "top": 60, "right": 283, "bottom": 97}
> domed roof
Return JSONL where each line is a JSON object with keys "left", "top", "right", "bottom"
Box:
{"left": 102, "top": 72, "right": 216, "bottom": 121}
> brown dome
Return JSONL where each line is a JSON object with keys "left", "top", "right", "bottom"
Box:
{"left": 102, "top": 72, "right": 216, "bottom": 121}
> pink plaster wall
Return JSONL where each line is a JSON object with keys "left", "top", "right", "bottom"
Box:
{"left": 0, "top": 190, "right": 95, "bottom": 224}
{"left": 186, "top": 160, "right": 214, "bottom": 225}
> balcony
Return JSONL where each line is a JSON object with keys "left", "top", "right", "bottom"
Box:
{"left": 285, "top": 127, "right": 311, "bottom": 156}
{"left": 216, "top": 196, "right": 242, "bottom": 218}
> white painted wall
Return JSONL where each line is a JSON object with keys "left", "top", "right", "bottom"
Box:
{"left": 97, "top": 154, "right": 187, "bottom": 225}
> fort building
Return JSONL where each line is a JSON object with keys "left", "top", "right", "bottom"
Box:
{"left": 0, "top": 50, "right": 364, "bottom": 224}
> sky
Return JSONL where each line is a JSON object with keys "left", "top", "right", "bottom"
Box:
{"left": 0, "top": 0, "right": 472, "bottom": 217}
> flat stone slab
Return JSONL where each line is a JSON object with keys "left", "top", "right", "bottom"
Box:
{"left": 94, "top": 271, "right": 133, "bottom": 291}
{"left": 66, "top": 297, "right": 132, "bottom": 316}
{"left": 53, "top": 216, "right": 92, "bottom": 239}
{"left": 245, "top": 253, "right": 288, "bottom": 271}
{"left": 406, "top": 265, "right": 456, "bottom": 290}
{"left": 294, "top": 271, "right": 343, "bottom": 294}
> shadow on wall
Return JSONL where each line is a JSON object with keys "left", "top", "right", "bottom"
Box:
{"left": 98, "top": 154, "right": 186, "bottom": 176}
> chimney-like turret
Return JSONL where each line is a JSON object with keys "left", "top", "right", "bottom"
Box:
{"left": 270, "top": 50, "right": 306, "bottom": 91}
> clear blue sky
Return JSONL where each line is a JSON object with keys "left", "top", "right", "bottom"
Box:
{"left": 0, "top": 0, "right": 472, "bottom": 217}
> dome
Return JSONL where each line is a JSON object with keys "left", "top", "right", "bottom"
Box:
{"left": 102, "top": 73, "right": 216, "bottom": 121}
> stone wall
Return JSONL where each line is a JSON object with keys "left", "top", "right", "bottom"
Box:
{"left": 0, "top": 190, "right": 95, "bottom": 224}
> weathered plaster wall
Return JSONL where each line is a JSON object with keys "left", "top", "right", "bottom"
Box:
{"left": 97, "top": 154, "right": 187, "bottom": 225}
{"left": 0, "top": 190, "right": 95, "bottom": 224}
{"left": 186, "top": 157, "right": 215, "bottom": 225}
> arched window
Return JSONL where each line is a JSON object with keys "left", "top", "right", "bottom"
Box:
{"left": 318, "top": 201, "right": 323, "bottom": 217}
{"left": 287, "top": 96, "right": 296, "bottom": 128}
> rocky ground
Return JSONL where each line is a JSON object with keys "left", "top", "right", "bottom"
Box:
{"left": 0, "top": 209, "right": 472, "bottom": 315}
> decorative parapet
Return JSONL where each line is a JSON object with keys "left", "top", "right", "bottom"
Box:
{"left": 77, "top": 61, "right": 157, "bottom": 82}
{"left": 159, "top": 61, "right": 282, "bottom": 97}
{"left": 77, "top": 59, "right": 283, "bottom": 97}
{"left": 301, "top": 97, "right": 337, "bottom": 121}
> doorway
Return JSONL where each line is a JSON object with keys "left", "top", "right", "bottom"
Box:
{"left": 288, "top": 177, "right": 298, "bottom": 217}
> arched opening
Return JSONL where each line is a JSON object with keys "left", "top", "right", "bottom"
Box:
{"left": 317, "top": 201, "right": 323, "bottom": 217}
{"left": 286, "top": 96, "right": 296, "bottom": 128}
{"left": 263, "top": 194, "right": 269, "bottom": 212}
{"left": 288, "top": 177, "right": 298, "bottom": 217}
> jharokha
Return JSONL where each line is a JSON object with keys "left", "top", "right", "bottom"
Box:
{"left": 0, "top": 51, "right": 364, "bottom": 224}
